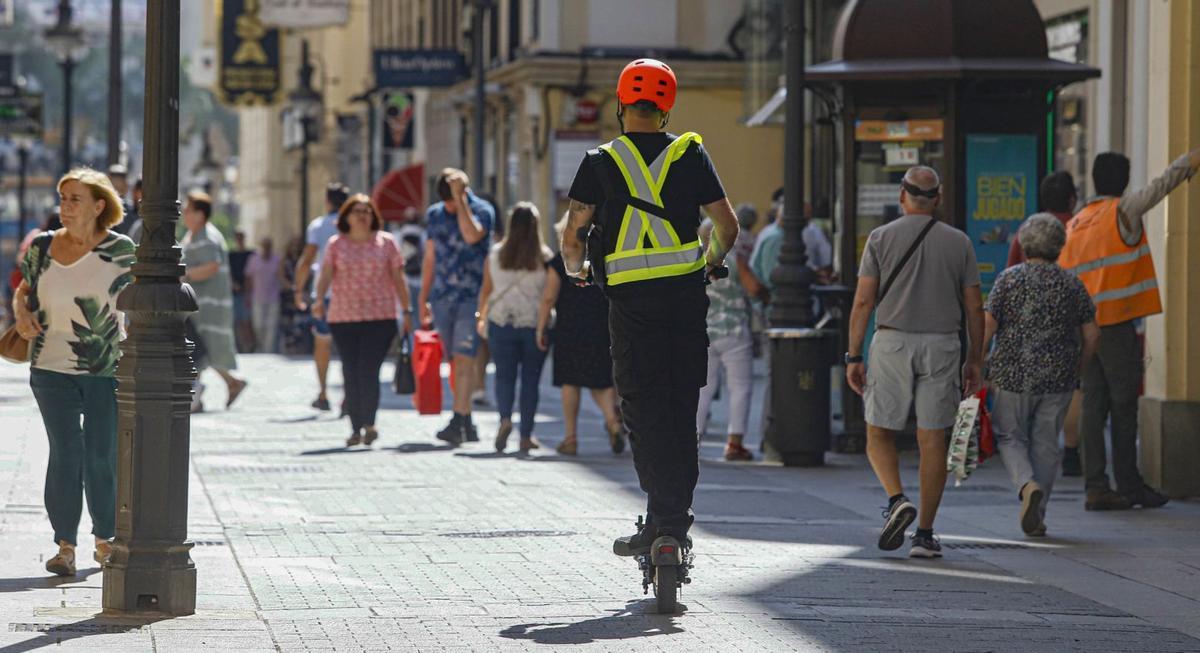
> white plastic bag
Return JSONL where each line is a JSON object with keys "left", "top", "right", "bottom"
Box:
{"left": 947, "top": 395, "right": 982, "bottom": 486}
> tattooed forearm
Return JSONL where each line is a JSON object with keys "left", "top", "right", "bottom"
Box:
{"left": 561, "top": 201, "right": 596, "bottom": 277}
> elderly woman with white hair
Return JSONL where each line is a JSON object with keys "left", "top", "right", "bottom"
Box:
{"left": 984, "top": 213, "right": 1100, "bottom": 537}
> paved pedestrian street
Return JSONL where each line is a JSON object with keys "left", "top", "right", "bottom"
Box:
{"left": 1, "top": 355, "right": 1199, "bottom": 652}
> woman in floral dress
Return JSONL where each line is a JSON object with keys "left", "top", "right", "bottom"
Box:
{"left": 11, "top": 168, "right": 135, "bottom": 576}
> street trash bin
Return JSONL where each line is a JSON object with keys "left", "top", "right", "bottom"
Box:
{"left": 764, "top": 327, "right": 835, "bottom": 466}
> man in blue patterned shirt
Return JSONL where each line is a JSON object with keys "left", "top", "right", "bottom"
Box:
{"left": 419, "top": 168, "right": 494, "bottom": 445}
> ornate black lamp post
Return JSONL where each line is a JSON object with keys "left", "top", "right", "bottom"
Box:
{"left": 107, "top": 0, "right": 122, "bottom": 167}
{"left": 285, "top": 40, "right": 323, "bottom": 236}
{"left": 43, "top": 0, "right": 83, "bottom": 176}
{"left": 764, "top": 0, "right": 831, "bottom": 467}
{"left": 103, "top": 0, "right": 198, "bottom": 616}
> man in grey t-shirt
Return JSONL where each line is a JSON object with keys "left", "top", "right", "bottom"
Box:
{"left": 845, "top": 166, "right": 985, "bottom": 559}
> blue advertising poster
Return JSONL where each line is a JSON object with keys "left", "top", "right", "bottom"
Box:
{"left": 965, "top": 134, "right": 1039, "bottom": 296}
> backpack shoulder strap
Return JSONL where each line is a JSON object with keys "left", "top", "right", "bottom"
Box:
{"left": 878, "top": 218, "right": 938, "bottom": 304}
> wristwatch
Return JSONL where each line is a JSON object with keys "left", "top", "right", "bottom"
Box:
{"left": 844, "top": 352, "right": 864, "bottom": 365}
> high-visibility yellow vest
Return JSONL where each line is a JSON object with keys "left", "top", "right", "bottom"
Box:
{"left": 1059, "top": 197, "right": 1162, "bottom": 326}
{"left": 598, "top": 132, "right": 706, "bottom": 286}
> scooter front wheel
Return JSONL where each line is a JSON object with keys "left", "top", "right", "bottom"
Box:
{"left": 653, "top": 564, "right": 678, "bottom": 614}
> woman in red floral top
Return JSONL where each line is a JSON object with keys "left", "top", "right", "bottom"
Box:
{"left": 314, "top": 195, "right": 412, "bottom": 446}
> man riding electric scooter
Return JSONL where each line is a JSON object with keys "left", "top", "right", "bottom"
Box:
{"left": 560, "top": 58, "right": 739, "bottom": 610}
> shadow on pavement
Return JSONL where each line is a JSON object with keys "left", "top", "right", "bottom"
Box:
{"left": 0, "top": 613, "right": 164, "bottom": 652}
{"left": 298, "top": 446, "right": 373, "bottom": 456}
{"left": 0, "top": 569, "right": 100, "bottom": 593}
{"left": 498, "top": 601, "right": 685, "bottom": 644}
{"left": 266, "top": 415, "right": 323, "bottom": 424}
{"left": 387, "top": 442, "right": 456, "bottom": 454}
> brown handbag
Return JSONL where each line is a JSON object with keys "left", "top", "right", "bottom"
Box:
{"left": 1, "top": 235, "right": 52, "bottom": 364}
{"left": 0, "top": 326, "right": 30, "bottom": 363}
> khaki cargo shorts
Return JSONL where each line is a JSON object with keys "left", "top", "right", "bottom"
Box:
{"left": 864, "top": 329, "right": 962, "bottom": 431}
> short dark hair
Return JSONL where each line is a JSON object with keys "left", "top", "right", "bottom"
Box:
{"left": 336, "top": 193, "right": 383, "bottom": 233}
{"left": 325, "top": 182, "right": 350, "bottom": 208}
{"left": 1093, "top": 152, "right": 1131, "bottom": 197}
{"left": 436, "top": 168, "right": 465, "bottom": 202}
{"left": 186, "top": 190, "right": 213, "bottom": 220}
{"left": 1039, "top": 171, "right": 1077, "bottom": 213}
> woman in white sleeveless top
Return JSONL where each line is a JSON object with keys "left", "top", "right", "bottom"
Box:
{"left": 476, "top": 203, "right": 553, "bottom": 453}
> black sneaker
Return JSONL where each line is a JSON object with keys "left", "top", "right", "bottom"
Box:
{"left": 1125, "top": 484, "right": 1169, "bottom": 509}
{"left": 311, "top": 396, "right": 331, "bottom": 411}
{"left": 909, "top": 532, "right": 943, "bottom": 558}
{"left": 613, "top": 517, "right": 656, "bottom": 557}
{"left": 878, "top": 496, "right": 917, "bottom": 551}
{"left": 463, "top": 420, "right": 479, "bottom": 443}
{"left": 1061, "top": 447, "right": 1081, "bottom": 477}
{"left": 436, "top": 415, "right": 463, "bottom": 446}
{"left": 1085, "top": 487, "right": 1132, "bottom": 511}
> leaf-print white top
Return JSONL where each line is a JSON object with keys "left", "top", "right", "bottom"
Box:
{"left": 21, "top": 231, "right": 136, "bottom": 376}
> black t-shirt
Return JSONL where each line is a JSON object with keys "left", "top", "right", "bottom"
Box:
{"left": 567, "top": 131, "right": 726, "bottom": 297}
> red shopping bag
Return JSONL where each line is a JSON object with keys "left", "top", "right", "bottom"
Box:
{"left": 977, "top": 388, "right": 995, "bottom": 462}
{"left": 413, "top": 329, "right": 444, "bottom": 415}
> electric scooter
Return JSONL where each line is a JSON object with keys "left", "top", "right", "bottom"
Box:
{"left": 628, "top": 516, "right": 694, "bottom": 614}
{"left": 628, "top": 265, "right": 724, "bottom": 613}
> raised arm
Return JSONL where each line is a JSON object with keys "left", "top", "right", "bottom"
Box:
{"left": 561, "top": 203, "right": 596, "bottom": 279}
{"left": 450, "top": 174, "right": 487, "bottom": 245}
{"left": 1117, "top": 148, "right": 1200, "bottom": 245}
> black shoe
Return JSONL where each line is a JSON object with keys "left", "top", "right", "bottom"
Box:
{"left": 311, "top": 396, "right": 330, "bottom": 411}
{"left": 1085, "top": 487, "right": 1133, "bottom": 511}
{"left": 436, "top": 415, "right": 463, "bottom": 446}
{"left": 613, "top": 517, "right": 656, "bottom": 557}
{"left": 1125, "top": 484, "right": 1169, "bottom": 509}
{"left": 1061, "top": 447, "right": 1081, "bottom": 477}
{"left": 878, "top": 496, "right": 917, "bottom": 551}
{"left": 464, "top": 421, "right": 479, "bottom": 443}
{"left": 909, "top": 532, "right": 943, "bottom": 558}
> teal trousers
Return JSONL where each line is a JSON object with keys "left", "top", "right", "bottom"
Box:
{"left": 29, "top": 369, "right": 118, "bottom": 546}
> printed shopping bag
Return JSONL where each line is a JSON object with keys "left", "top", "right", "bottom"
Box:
{"left": 947, "top": 394, "right": 982, "bottom": 486}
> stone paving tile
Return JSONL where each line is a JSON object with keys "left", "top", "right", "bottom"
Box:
{"left": 5, "top": 355, "right": 1200, "bottom": 651}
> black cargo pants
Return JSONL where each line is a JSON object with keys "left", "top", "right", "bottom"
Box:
{"left": 608, "top": 281, "right": 710, "bottom": 538}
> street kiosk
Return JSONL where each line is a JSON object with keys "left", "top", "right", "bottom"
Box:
{"left": 805, "top": 0, "right": 1099, "bottom": 451}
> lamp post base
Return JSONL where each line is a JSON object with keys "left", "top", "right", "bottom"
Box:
{"left": 102, "top": 545, "right": 196, "bottom": 616}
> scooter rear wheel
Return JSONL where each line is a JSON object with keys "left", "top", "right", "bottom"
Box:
{"left": 653, "top": 564, "right": 678, "bottom": 614}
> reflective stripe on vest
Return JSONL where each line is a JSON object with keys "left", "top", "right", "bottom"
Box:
{"left": 599, "top": 132, "right": 706, "bottom": 286}
{"left": 1059, "top": 197, "right": 1162, "bottom": 326}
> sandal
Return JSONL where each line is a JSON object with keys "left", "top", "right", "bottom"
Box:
{"left": 46, "top": 541, "right": 76, "bottom": 577}
{"left": 724, "top": 442, "right": 754, "bottom": 461}
{"left": 607, "top": 421, "right": 626, "bottom": 455}
{"left": 495, "top": 420, "right": 514, "bottom": 452}
{"left": 556, "top": 436, "right": 578, "bottom": 456}
{"left": 225, "top": 379, "right": 248, "bottom": 409}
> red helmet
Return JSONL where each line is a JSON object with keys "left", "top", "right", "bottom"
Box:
{"left": 616, "top": 59, "right": 677, "bottom": 113}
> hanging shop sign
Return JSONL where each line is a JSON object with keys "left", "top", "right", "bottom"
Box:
{"left": 965, "top": 133, "right": 1038, "bottom": 296}
{"left": 373, "top": 50, "right": 467, "bottom": 88}
{"left": 854, "top": 119, "right": 943, "bottom": 142}
{"left": 0, "top": 92, "right": 43, "bottom": 139}
{"left": 259, "top": 0, "right": 350, "bottom": 28}
{"left": 218, "top": 0, "right": 283, "bottom": 106}
{"left": 382, "top": 92, "right": 415, "bottom": 150}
